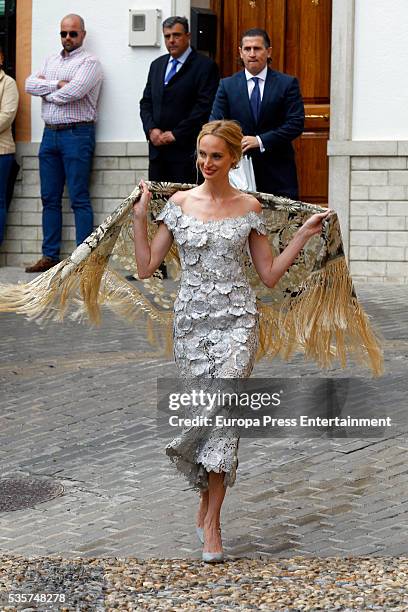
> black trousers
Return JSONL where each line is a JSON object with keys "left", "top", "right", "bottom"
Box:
{"left": 252, "top": 153, "right": 299, "bottom": 200}
{"left": 149, "top": 155, "right": 197, "bottom": 185}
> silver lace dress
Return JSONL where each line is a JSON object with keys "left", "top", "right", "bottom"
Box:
{"left": 157, "top": 200, "right": 267, "bottom": 491}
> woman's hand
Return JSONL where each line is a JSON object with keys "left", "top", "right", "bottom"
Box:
{"left": 132, "top": 180, "right": 173, "bottom": 279}
{"left": 299, "top": 209, "right": 332, "bottom": 239}
{"left": 133, "top": 179, "right": 152, "bottom": 219}
{"left": 249, "top": 208, "right": 333, "bottom": 288}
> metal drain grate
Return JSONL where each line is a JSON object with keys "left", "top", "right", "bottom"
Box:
{"left": 0, "top": 477, "right": 64, "bottom": 512}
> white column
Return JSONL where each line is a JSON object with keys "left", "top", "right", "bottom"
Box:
{"left": 328, "top": 0, "right": 356, "bottom": 259}
{"left": 171, "top": 0, "right": 190, "bottom": 17}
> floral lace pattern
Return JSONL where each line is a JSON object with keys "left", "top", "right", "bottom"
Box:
{"left": 157, "top": 201, "right": 266, "bottom": 490}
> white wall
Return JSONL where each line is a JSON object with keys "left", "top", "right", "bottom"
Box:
{"left": 352, "top": 0, "right": 408, "bottom": 140}
{"left": 30, "top": 0, "right": 186, "bottom": 142}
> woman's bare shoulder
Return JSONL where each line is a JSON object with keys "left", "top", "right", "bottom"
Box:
{"left": 169, "top": 188, "right": 199, "bottom": 207}
{"left": 240, "top": 193, "right": 262, "bottom": 214}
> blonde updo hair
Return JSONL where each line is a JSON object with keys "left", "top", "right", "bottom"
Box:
{"left": 196, "top": 120, "right": 243, "bottom": 169}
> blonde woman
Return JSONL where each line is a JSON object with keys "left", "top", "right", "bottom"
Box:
{"left": 133, "top": 119, "right": 330, "bottom": 562}
{"left": 0, "top": 45, "right": 18, "bottom": 245}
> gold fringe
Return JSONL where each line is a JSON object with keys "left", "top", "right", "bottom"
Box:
{"left": 99, "top": 267, "right": 174, "bottom": 356}
{"left": 258, "top": 257, "right": 383, "bottom": 376}
{"left": 0, "top": 261, "right": 69, "bottom": 322}
{"left": 0, "top": 182, "right": 383, "bottom": 376}
{"left": 257, "top": 302, "right": 282, "bottom": 359}
{"left": 0, "top": 256, "right": 383, "bottom": 374}
{"left": 0, "top": 227, "right": 121, "bottom": 324}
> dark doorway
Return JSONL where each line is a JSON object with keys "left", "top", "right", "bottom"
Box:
{"left": 0, "top": 0, "right": 16, "bottom": 78}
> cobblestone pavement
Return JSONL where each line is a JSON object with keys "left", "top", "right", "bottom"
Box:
{"left": 0, "top": 268, "right": 407, "bottom": 562}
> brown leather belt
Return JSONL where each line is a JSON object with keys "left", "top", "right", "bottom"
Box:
{"left": 45, "top": 121, "right": 95, "bottom": 131}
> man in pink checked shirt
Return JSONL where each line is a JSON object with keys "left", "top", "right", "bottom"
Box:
{"left": 25, "top": 14, "right": 103, "bottom": 273}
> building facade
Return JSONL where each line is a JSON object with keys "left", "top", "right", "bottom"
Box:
{"left": 1, "top": 0, "right": 407, "bottom": 283}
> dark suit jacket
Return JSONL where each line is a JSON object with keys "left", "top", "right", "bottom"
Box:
{"left": 210, "top": 68, "right": 304, "bottom": 198}
{"left": 140, "top": 48, "right": 219, "bottom": 163}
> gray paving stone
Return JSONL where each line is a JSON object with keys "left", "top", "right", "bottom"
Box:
{"left": 0, "top": 270, "right": 407, "bottom": 558}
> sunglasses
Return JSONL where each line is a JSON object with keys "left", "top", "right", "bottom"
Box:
{"left": 60, "top": 31, "right": 81, "bottom": 38}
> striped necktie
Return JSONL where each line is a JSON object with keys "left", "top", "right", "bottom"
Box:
{"left": 164, "top": 58, "right": 179, "bottom": 85}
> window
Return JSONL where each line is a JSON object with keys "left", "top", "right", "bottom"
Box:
{"left": 0, "top": 0, "right": 16, "bottom": 76}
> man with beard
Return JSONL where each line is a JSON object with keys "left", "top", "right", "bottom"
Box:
{"left": 25, "top": 14, "right": 103, "bottom": 273}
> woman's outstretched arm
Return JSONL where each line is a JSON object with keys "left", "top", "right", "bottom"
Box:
{"left": 133, "top": 180, "right": 174, "bottom": 279}
{"left": 249, "top": 210, "right": 331, "bottom": 289}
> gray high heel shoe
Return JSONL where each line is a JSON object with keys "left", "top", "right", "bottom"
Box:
{"left": 202, "top": 551, "right": 224, "bottom": 563}
{"left": 196, "top": 527, "right": 204, "bottom": 544}
{"left": 202, "top": 525, "right": 224, "bottom": 563}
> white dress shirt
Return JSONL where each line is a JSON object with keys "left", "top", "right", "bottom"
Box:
{"left": 25, "top": 47, "right": 103, "bottom": 125}
{"left": 245, "top": 65, "right": 268, "bottom": 152}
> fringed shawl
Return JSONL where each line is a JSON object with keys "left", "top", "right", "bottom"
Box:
{"left": 0, "top": 181, "right": 383, "bottom": 375}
